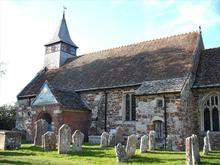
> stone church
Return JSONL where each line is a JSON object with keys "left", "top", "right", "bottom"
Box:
{"left": 16, "top": 13, "right": 220, "bottom": 150}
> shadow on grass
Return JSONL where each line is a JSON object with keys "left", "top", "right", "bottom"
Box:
{"left": 22, "top": 145, "right": 45, "bottom": 152}
{"left": 128, "top": 155, "right": 162, "bottom": 164}
{"left": 149, "top": 150, "right": 184, "bottom": 155}
{"left": 199, "top": 162, "right": 220, "bottom": 165}
{"left": 0, "top": 159, "right": 31, "bottom": 164}
{"left": 0, "top": 151, "right": 35, "bottom": 156}
{"left": 67, "top": 146, "right": 115, "bottom": 158}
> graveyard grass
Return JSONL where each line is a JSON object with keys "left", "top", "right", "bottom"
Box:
{"left": 0, "top": 144, "right": 220, "bottom": 165}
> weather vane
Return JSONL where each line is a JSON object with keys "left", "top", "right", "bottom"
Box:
{"left": 63, "top": 6, "right": 67, "bottom": 17}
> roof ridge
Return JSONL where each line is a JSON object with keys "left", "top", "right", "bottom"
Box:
{"left": 203, "top": 47, "right": 220, "bottom": 52}
{"left": 79, "top": 31, "right": 198, "bottom": 56}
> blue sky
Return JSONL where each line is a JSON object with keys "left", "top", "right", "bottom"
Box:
{"left": 0, "top": 0, "right": 220, "bottom": 105}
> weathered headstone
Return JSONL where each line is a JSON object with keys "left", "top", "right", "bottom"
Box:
{"left": 115, "top": 143, "right": 128, "bottom": 162}
{"left": 185, "top": 136, "right": 192, "bottom": 165}
{"left": 207, "top": 130, "right": 212, "bottom": 151}
{"left": 126, "top": 134, "right": 137, "bottom": 158}
{"left": 72, "top": 130, "right": 84, "bottom": 152}
{"left": 140, "top": 134, "right": 148, "bottom": 153}
{"left": 100, "top": 132, "right": 109, "bottom": 148}
{"left": 166, "top": 135, "right": 173, "bottom": 150}
{"left": 149, "top": 130, "right": 156, "bottom": 150}
{"left": 0, "top": 130, "right": 21, "bottom": 150}
{"left": 58, "top": 124, "right": 71, "bottom": 154}
{"left": 108, "top": 133, "right": 116, "bottom": 146}
{"left": 42, "top": 131, "right": 56, "bottom": 151}
{"left": 191, "top": 134, "right": 200, "bottom": 164}
{"left": 115, "top": 126, "right": 124, "bottom": 145}
{"left": 34, "top": 119, "right": 48, "bottom": 146}
{"left": 203, "top": 136, "right": 208, "bottom": 155}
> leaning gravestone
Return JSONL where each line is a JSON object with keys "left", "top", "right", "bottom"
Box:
{"left": 100, "top": 132, "right": 109, "bottom": 148}
{"left": 58, "top": 124, "right": 71, "bottom": 154}
{"left": 108, "top": 133, "right": 116, "bottom": 147}
{"left": 42, "top": 131, "right": 56, "bottom": 151}
{"left": 149, "top": 130, "right": 156, "bottom": 150}
{"left": 126, "top": 134, "right": 137, "bottom": 158}
{"left": 115, "top": 143, "right": 128, "bottom": 162}
{"left": 72, "top": 130, "right": 84, "bottom": 152}
{"left": 34, "top": 119, "right": 48, "bottom": 146}
{"left": 191, "top": 134, "right": 200, "bottom": 164}
{"left": 166, "top": 135, "right": 173, "bottom": 150}
{"left": 185, "top": 136, "right": 192, "bottom": 165}
{"left": 115, "top": 126, "right": 124, "bottom": 145}
{"left": 140, "top": 134, "right": 148, "bottom": 153}
{"left": 207, "top": 130, "right": 212, "bottom": 151}
{"left": 203, "top": 136, "right": 208, "bottom": 155}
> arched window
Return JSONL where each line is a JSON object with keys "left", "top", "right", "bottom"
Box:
{"left": 213, "top": 107, "right": 219, "bottom": 131}
{"left": 202, "top": 94, "right": 220, "bottom": 132}
{"left": 125, "top": 93, "right": 136, "bottom": 121}
{"left": 204, "top": 108, "right": 210, "bottom": 131}
{"left": 154, "top": 120, "right": 163, "bottom": 140}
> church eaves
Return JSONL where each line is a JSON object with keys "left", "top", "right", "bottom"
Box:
{"left": 45, "top": 13, "right": 78, "bottom": 48}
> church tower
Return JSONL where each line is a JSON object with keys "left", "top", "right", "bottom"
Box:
{"left": 44, "top": 12, "right": 78, "bottom": 69}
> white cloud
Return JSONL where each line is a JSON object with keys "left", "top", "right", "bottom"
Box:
{"left": 144, "top": 0, "right": 220, "bottom": 40}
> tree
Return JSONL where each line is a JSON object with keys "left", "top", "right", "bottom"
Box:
{"left": 0, "top": 104, "right": 17, "bottom": 130}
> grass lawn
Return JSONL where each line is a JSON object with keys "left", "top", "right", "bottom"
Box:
{"left": 0, "top": 144, "right": 220, "bottom": 165}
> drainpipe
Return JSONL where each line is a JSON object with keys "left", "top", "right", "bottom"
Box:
{"left": 104, "top": 90, "right": 107, "bottom": 132}
{"left": 163, "top": 95, "right": 167, "bottom": 150}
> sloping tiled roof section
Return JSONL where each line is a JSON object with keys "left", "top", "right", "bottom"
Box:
{"left": 135, "top": 77, "right": 187, "bottom": 95}
{"left": 52, "top": 88, "right": 89, "bottom": 110}
{"left": 193, "top": 47, "right": 220, "bottom": 88}
{"left": 18, "top": 32, "right": 199, "bottom": 98}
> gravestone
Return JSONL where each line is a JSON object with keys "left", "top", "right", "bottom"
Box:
{"left": 115, "top": 126, "right": 124, "bottom": 145}
{"left": 185, "top": 136, "right": 192, "bottom": 165}
{"left": 58, "top": 124, "right": 71, "bottom": 154}
{"left": 34, "top": 119, "right": 48, "bottom": 146}
{"left": 191, "top": 134, "right": 200, "bottom": 164}
{"left": 166, "top": 135, "right": 173, "bottom": 150}
{"left": 100, "top": 132, "right": 109, "bottom": 148}
{"left": 108, "top": 133, "right": 116, "bottom": 146}
{"left": 207, "top": 130, "right": 212, "bottom": 151}
{"left": 72, "top": 130, "right": 84, "bottom": 152}
{"left": 126, "top": 134, "right": 137, "bottom": 158}
{"left": 0, "top": 130, "right": 21, "bottom": 150}
{"left": 149, "top": 130, "right": 156, "bottom": 150}
{"left": 140, "top": 134, "right": 148, "bottom": 153}
{"left": 42, "top": 131, "right": 56, "bottom": 151}
{"left": 203, "top": 136, "right": 208, "bottom": 155}
{"left": 115, "top": 143, "right": 128, "bottom": 162}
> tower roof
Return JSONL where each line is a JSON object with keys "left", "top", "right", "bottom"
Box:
{"left": 45, "top": 13, "right": 78, "bottom": 48}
